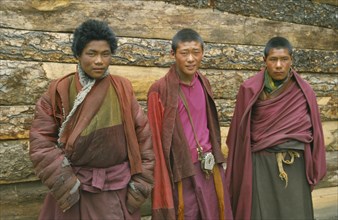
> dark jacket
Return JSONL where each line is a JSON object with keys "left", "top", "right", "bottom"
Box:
{"left": 29, "top": 72, "right": 154, "bottom": 213}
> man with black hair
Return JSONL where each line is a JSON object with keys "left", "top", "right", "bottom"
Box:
{"left": 225, "top": 36, "right": 326, "bottom": 220}
{"left": 29, "top": 19, "right": 154, "bottom": 219}
{"left": 147, "top": 28, "right": 233, "bottom": 220}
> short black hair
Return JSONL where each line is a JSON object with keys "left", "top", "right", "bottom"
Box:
{"left": 264, "top": 36, "right": 293, "bottom": 57}
{"left": 171, "top": 28, "right": 204, "bottom": 53}
{"left": 72, "top": 19, "right": 118, "bottom": 58}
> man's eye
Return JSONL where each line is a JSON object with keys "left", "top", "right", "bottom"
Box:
{"left": 87, "top": 53, "right": 96, "bottom": 57}
{"left": 102, "top": 53, "right": 111, "bottom": 57}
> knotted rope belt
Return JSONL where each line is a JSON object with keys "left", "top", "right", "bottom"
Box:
{"left": 276, "top": 150, "right": 300, "bottom": 188}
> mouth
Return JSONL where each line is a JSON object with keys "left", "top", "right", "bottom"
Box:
{"left": 92, "top": 68, "right": 105, "bottom": 72}
{"left": 186, "top": 65, "right": 196, "bottom": 70}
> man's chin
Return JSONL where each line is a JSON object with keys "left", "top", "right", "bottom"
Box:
{"left": 185, "top": 69, "right": 197, "bottom": 75}
{"left": 271, "top": 73, "right": 288, "bottom": 81}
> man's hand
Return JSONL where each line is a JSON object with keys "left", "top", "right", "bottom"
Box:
{"left": 52, "top": 174, "right": 81, "bottom": 212}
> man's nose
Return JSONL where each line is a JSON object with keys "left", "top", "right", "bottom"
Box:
{"left": 187, "top": 53, "right": 193, "bottom": 61}
{"left": 95, "top": 55, "right": 103, "bottom": 64}
{"left": 276, "top": 59, "right": 282, "bottom": 67}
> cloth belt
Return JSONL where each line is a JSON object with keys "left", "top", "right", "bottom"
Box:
{"left": 73, "top": 161, "right": 131, "bottom": 193}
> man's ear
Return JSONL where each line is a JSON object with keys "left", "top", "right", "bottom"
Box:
{"left": 263, "top": 56, "right": 267, "bottom": 62}
{"left": 170, "top": 49, "right": 175, "bottom": 57}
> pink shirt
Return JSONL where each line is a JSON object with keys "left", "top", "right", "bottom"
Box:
{"left": 178, "top": 73, "right": 212, "bottom": 163}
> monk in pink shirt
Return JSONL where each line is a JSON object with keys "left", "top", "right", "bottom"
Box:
{"left": 147, "top": 28, "right": 233, "bottom": 220}
{"left": 225, "top": 36, "right": 326, "bottom": 220}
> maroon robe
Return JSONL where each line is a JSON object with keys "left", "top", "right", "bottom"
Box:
{"left": 225, "top": 68, "right": 326, "bottom": 220}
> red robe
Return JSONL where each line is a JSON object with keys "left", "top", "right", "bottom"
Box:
{"left": 147, "top": 64, "right": 230, "bottom": 219}
{"left": 225, "top": 68, "right": 326, "bottom": 220}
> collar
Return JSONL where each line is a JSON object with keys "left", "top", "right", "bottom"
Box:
{"left": 77, "top": 64, "right": 110, "bottom": 87}
{"left": 264, "top": 69, "right": 291, "bottom": 94}
{"left": 179, "top": 73, "right": 199, "bottom": 87}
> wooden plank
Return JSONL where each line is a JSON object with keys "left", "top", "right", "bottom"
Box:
{"left": 0, "top": 0, "right": 337, "bottom": 50}
{"left": 1, "top": 28, "right": 337, "bottom": 73}
{"left": 1, "top": 61, "right": 337, "bottom": 103}
{"left": 0, "top": 128, "right": 337, "bottom": 182}
{"left": 1, "top": 100, "right": 337, "bottom": 140}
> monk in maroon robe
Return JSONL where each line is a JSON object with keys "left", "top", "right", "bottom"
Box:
{"left": 225, "top": 37, "right": 326, "bottom": 220}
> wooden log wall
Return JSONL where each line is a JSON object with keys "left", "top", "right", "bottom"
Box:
{"left": 0, "top": 0, "right": 337, "bottom": 219}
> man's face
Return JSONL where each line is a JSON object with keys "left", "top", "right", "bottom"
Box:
{"left": 264, "top": 48, "right": 292, "bottom": 81}
{"left": 78, "top": 40, "right": 112, "bottom": 79}
{"left": 172, "top": 41, "right": 204, "bottom": 82}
